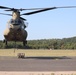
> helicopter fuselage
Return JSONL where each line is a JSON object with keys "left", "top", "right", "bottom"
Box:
{"left": 3, "top": 11, "right": 27, "bottom": 46}
{"left": 4, "top": 26, "right": 27, "bottom": 41}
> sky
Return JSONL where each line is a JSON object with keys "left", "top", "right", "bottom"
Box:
{"left": 0, "top": 0, "right": 76, "bottom": 40}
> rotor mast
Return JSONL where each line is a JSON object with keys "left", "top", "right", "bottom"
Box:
{"left": 12, "top": 10, "right": 20, "bottom": 20}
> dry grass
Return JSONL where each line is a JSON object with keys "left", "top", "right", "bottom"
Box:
{"left": 0, "top": 49, "right": 76, "bottom": 57}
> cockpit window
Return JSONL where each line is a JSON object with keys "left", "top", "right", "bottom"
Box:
{"left": 18, "top": 20, "right": 22, "bottom": 24}
{"left": 10, "top": 19, "right": 22, "bottom": 25}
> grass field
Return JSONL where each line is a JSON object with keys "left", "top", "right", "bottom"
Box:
{"left": 0, "top": 49, "right": 76, "bottom": 57}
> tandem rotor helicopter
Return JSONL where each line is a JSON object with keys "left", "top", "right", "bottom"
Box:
{"left": 0, "top": 6, "right": 76, "bottom": 46}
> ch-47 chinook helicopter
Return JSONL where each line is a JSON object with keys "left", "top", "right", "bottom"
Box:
{"left": 0, "top": 6, "right": 76, "bottom": 46}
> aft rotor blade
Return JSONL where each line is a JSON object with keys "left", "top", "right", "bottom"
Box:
{"left": 22, "top": 7, "right": 56, "bottom": 15}
{"left": 22, "top": 6, "right": 76, "bottom": 15}
{"left": 21, "top": 6, "right": 76, "bottom": 11}
{"left": 0, "top": 6, "right": 12, "bottom": 9}
{"left": 57, "top": 6, "right": 76, "bottom": 9}
{"left": 0, "top": 13, "right": 12, "bottom": 16}
{"left": 19, "top": 8, "right": 51, "bottom": 11}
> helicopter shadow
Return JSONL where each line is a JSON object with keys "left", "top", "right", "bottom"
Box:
{"left": 25, "top": 56, "right": 71, "bottom": 60}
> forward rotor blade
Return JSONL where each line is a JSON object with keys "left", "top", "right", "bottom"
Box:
{"left": 20, "top": 17, "right": 26, "bottom": 21}
{"left": 5, "top": 9, "right": 17, "bottom": 11}
{"left": 22, "top": 7, "right": 56, "bottom": 15}
{"left": 0, "top": 13, "right": 26, "bottom": 20}
{"left": 0, "top": 13, "right": 12, "bottom": 16}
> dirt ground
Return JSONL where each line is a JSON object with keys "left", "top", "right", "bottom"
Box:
{"left": 0, "top": 71, "right": 76, "bottom": 75}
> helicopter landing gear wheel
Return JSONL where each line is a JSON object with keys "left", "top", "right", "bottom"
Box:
{"left": 3, "top": 39, "right": 7, "bottom": 46}
{"left": 23, "top": 40, "right": 27, "bottom": 46}
{"left": 5, "top": 40, "right": 7, "bottom": 45}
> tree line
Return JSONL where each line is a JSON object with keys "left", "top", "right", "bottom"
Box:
{"left": 0, "top": 36, "right": 76, "bottom": 49}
